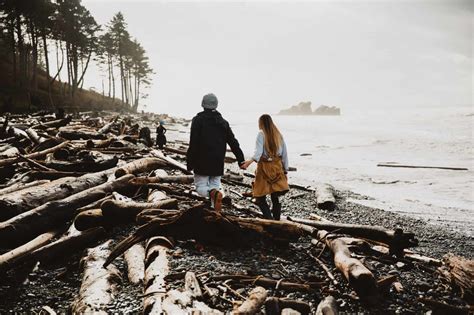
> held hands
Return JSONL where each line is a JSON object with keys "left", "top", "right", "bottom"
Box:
{"left": 240, "top": 159, "right": 254, "bottom": 170}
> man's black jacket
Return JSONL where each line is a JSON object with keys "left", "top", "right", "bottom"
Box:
{"left": 186, "top": 109, "right": 244, "bottom": 176}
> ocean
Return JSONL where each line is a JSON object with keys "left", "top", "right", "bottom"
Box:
{"left": 169, "top": 105, "right": 473, "bottom": 235}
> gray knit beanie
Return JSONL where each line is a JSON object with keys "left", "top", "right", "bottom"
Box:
{"left": 202, "top": 93, "right": 218, "bottom": 110}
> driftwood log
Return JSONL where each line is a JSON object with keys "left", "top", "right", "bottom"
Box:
{"left": 265, "top": 297, "right": 311, "bottom": 315}
{"left": 114, "top": 157, "right": 167, "bottom": 178}
{"left": 0, "top": 140, "right": 69, "bottom": 168}
{"left": 233, "top": 286, "right": 267, "bottom": 314}
{"left": 124, "top": 243, "right": 146, "bottom": 285}
{"left": 159, "top": 271, "right": 222, "bottom": 314}
{"left": 0, "top": 179, "right": 50, "bottom": 196}
{"left": 71, "top": 240, "right": 122, "bottom": 314}
{"left": 150, "top": 149, "right": 192, "bottom": 175}
{"left": 33, "top": 116, "right": 72, "bottom": 129}
{"left": 0, "top": 170, "right": 111, "bottom": 221}
{"left": 315, "top": 296, "right": 338, "bottom": 315}
{"left": 438, "top": 254, "right": 473, "bottom": 303}
{"left": 74, "top": 197, "right": 179, "bottom": 231}
{"left": 101, "top": 198, "right": 178, "bottom": 219}
{"left": 288, "top": 216, "right": 417, "bottom": 254}
{"left": 377, "top": 163, "right": 468, "bottom": 171}
{"left": 0, "top": 174, "right": 134, "bottom": 248}
{"left": 74, "top": 209, "right": 105, "bottom": 231}
{"left": 41, "top": 155, "right": 118, "bottom": 173}
{"left": 418, "top": 297, "right": 471, "bottom": 315}
{"left": 316, "top": 231, "right": 377, "bottom": 298}
{"left": 0, "top": 226, "right": 105, "bottom": 273}
{"left": 130, "top": 175, "right": 194, "bottom": 185}
{"left": 143, "top": 185, "right": 174, "bottom": 314}
{"left": 0, "top": 229, "right": 61, "bottom": 273}
{"left": 314, "top": 183, "right": 336, "bottom": 211}
{"left": 144, "top": 236, "right": 173, "bottom": 314}
{"left": 104, "top": 206, "right": 306, "bottom": 267}
{"left": 209, "top": 275, "right": 323, "bottom": 292}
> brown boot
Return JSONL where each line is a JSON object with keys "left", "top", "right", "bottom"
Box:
{"left": 209, "top": 189, "right": 223, "bottom": 212}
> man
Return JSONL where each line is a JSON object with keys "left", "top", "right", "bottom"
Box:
{"left": 186, "top": 93, "right": 245, "bottom": 211}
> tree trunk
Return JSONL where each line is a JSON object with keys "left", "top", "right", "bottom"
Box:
{"left": 51, "top": 41, "right": 64, "bottom": 85}
{"left": 0, "top": 174, "right": 134, "bottom": 248}
{"left": 119, "top": 53, "right": 124, "bottom": 104}
{"left": 111, "top": 59, "right": 116, "bottom": 100}
{"left": 16, "top": 12, "right": 25, "bottom": 88}
{"left": 28, "top": 20, "right": 38, "bottom": 92}
{"left": 77, "top": 51, "right": 92, "bottom": 88}
{"left": 41, "top": 30, "right": 53, "bottom": 107}
{"left": 9, "top": 21, "right": 17, "bottom": 85}
{"left": 108, "top": 55, "right": 112, "bottom": 98}
{"left": 71, "top": 240, "right": 122, "bottom": 314}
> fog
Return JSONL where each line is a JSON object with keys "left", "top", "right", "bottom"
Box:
{"left": 83, "top": 0, "right": 473, "bottom": 115}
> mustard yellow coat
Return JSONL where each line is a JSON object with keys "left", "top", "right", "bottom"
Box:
{"left": 252, "top": 157, "right": 289, "bottom": 197}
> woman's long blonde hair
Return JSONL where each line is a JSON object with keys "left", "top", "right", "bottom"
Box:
{"left": 259, "top": 114, "right": 283, "bottom": 157}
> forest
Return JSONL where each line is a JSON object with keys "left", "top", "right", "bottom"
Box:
{"left": 0, "top": 0, "right": 153, "bottom": 113}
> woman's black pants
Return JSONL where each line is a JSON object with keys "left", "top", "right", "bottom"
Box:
{"left": 255, "top": 193, "right": 281, "bottom": 220}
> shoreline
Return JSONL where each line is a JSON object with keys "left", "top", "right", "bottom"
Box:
{"left": 165, "top": 117, "right": 472, "bottom": 240}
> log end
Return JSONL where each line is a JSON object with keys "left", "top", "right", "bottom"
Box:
{"left": 317, "top": 201, "right": 336, "bottom": 211}
{"left": 114, "top": 168, "right": 127, "bottom": 178}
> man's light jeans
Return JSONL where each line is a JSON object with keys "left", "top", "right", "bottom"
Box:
{"left": 194, "top": 174, "right": 222, "bottom": 197}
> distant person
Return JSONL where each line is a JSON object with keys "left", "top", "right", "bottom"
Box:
{"left": 241, "top": 114, "right": 289, "bottom": 220}
{"left": 186, "top": 93, "right": 245, "bottom": 211}
{"left": 156, "top": 121, "right": 167, "bottom": 149}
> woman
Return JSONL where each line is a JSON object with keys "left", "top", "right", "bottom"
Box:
{"left": 241, "top": 114, "right": 289, "bottom": 220}
{"left": 156, "top": 121, "right": 167, "bottom": 149}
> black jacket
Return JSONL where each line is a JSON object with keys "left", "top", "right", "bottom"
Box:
{"left": 186, "top": 110, "right": 244, "bottom": 176}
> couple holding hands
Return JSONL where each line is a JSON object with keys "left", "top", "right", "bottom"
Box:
{"left": 186, "top": 93, "right": 289, "bottom": 220}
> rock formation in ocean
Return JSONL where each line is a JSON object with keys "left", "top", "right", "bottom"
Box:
{"left": 278, "top": 101, "right": 341, "bottom": 115}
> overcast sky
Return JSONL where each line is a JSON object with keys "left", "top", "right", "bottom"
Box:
{"left": 82, "top": 0, "right": 473, "bottom": 115}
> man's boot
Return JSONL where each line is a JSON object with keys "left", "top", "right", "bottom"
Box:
{"left": 256, "top": 197, "right": 273, "bottom": 219}
{"left": 209, "top": 189, "right": 223, "bottom": 212}
{"left": 272, "top": 202, "right": 281, "bottom": 220}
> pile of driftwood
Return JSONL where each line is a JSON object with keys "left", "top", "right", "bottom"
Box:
{"left": 0, "top": 111, "right": 472, "bottom": 314}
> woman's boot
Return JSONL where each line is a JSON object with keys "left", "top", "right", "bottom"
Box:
{"left": 271, "top": 202, "right": 281, "bottom": 220}
{"left": 256, "top": 197, "right": 273, "bottom": 219}
{"left": 271, "top": 194, "right": 281, "bottom": 220}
